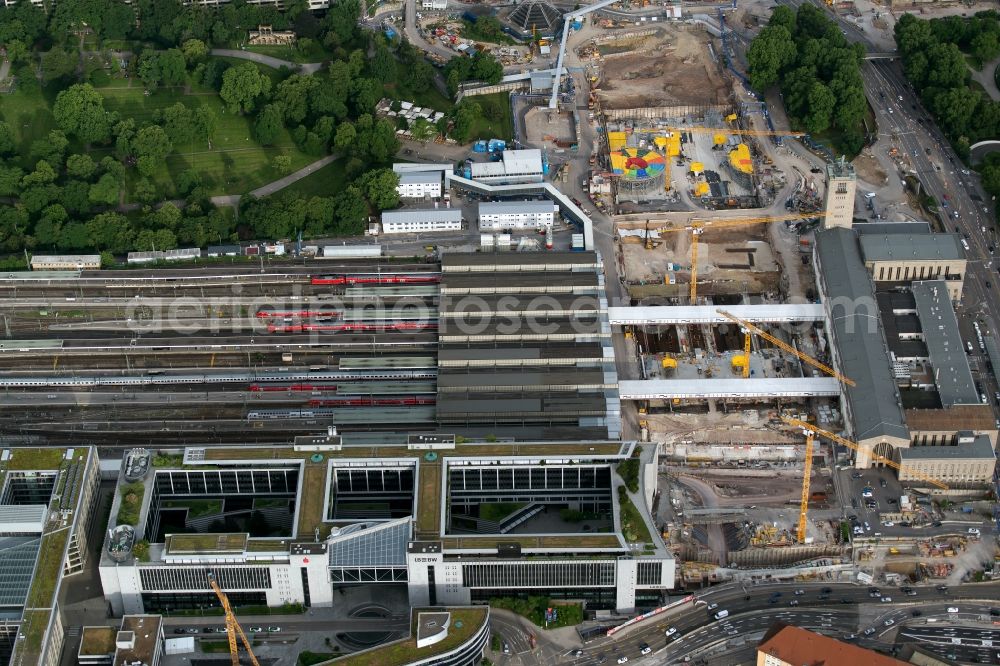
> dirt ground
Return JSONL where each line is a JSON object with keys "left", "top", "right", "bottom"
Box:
{"left": 852, "top": 150, "right": 889, "bottom": 187}
{"left": 596, "top": 26, "right": 729, "bottom": 108}
{"left": 523, "top": 107, "right": 576, "bottom": 144}
{"left": 645, "top": 411, "right": 800, "bottom": 446}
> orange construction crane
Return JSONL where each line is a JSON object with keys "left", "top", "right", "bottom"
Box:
{"left": 716, "top": 309, "right": 855, "bottom": 386}
{"left": 207, "top": 573, "right": 261, "bottom": 666}
{"left": 655, "top": 212, "right": 825, "bottom": 301}
{"left": 797, "top": 430, "right": 815, "bottom": 543}
{"left": 782, "top": 416, "right": 949, "bottom": 490}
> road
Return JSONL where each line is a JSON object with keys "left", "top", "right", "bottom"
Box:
{"left": 402, "top": 0, "right": 460, "bottom": 63}
{"left": 547, "top": 580, "right": 1000, "bottom": 665}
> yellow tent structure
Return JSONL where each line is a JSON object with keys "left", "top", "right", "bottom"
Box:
{"left": 713, "top": 133, "right": 726, "bottom": 146}
{"left": 728, "top": 143, "right": 753, "bottom": 175}
{"left": 694, "top": 181, "right": 710, "bottom": 197}
{"left": 690, "top": 162, "right": 704, "bottom": 175}
{"left": 607, "top": 131, "right": 627, "bottom": 151}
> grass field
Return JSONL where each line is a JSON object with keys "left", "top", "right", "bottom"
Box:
{"left": 0, "top": 83, "right": 59, "bottom": 161}
{"left": 280, "top": 157, "right": 350, "bottom": 198}
{"left": 466, "top": 91, "right": 513, "bottom": 142}
{"left": 383, "top": 60, "right": 454, "bottom": 113}
{"left": 97, "top": 85, "right": 315, "bottom": 197}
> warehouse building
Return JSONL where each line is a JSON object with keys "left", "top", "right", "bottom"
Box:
{"left": 478, "top": 200, "right": 558, "bottom": 231}
{"left": 397, "top": 171, "right": 443, "bottom": 199}
{"left": 859, "top": 230, "right": 966, "bottom": 301}
{"left": 30, "top": 255, "right": 101, "bottom": 270}
{"left": 381, "top": 209, "right": 463, "bottom": 235}
{"left": 469, "top": 149, "right": 545, "bottom": 185}
{"left": 99, "top": 441, "right": 672, "bottom": 617}
{"left": 897, "top": 433, "right": 997, "bottom": 486}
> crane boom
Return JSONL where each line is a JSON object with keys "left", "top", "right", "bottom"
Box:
{"left": 664, "top": 126, "right": 806, "bottom": 137}
{"left": 655, "top": 212, "right": 825, "bottom": 235}
{"left": 797, "top": 432, "right": 814, "bottom": 544}
{"left": 716, "top": 310, "right": 856, "bottom": 387}
{"left": 689, "top": 231, "right": 699, "bottom": 303}
{"left": 781, "top": 417, "right": 949, "bottom": 490}
{"left": 207, "top": 574, "right": 261, "bottom": 666}
{"left": 741, "top": 330, "right": 751, "bottom": 379}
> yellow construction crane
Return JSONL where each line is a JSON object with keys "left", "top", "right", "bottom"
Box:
{"left": 716, "top": 309, "right": 855, "bottom": 386}
{"left": 207, "top": 573, "right": 261, "bottom": 666}
{"left": 654, "top": 212, "right": 825, "bottom": 301}
{"left": 782, "top": 416, "right": 949, "bottom": 491}
{"left": 797, "top": 431, "right": 815, "bottom": 543}
{"left": 732, "top": 327, "right": 752, "bottom": 378}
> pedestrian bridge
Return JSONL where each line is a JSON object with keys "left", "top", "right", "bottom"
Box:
{"left": 619, "top": 377, "right": 841, "bottom": 399}
{"left": 863, "top": 52, "right": 898, "bottom": 60}
{"left": 608, "top": 304, "right": 825, "bottom": 325}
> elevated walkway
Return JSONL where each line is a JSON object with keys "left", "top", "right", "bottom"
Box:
{"left": 619, "top": 377, "right": 841, "bottom": 399}
{"left": 608, "top": 304, "right": 825, "bottom": 325}
{"left": 447, "top": 173, "right": 594, "bottom": 250}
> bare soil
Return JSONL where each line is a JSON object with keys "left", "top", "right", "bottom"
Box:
{"left": 597, "top": 26, "right": 728, "bottom": 108}
{"left": 852, "top": 150, "right": 888, "bottom": 186}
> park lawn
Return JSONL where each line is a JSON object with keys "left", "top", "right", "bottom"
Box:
{"left": 466, "top": 91, "right": 513, "bottom": 142}
{"left": 279, "top": 156, "right": 351, "bottom": 198}
{"left": 98, "top": 86, "right": 315, "bottom": 197}
{"left": 384, "top": 60, "right": 454, "bottom": 112}
{"left": 0, "top": 83, "right": 59, "bottom": 161}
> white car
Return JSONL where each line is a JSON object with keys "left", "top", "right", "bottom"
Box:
{"left": 968, "top": 528, "right": 981, "bottom": 536}
{"left": 882, "top": 521, "right": 895, "bottom": 527}
{"left": 707, "top": 603, "right": 719, "bottom": 611}
{"left": 665, "top": 627, "right": 678, "bottom": 637}
{"left": 640, "top": 645, "right": 652, "bottom": 655}
{"left": 884, "top": 618, "right": 894, "bottom": 626}
{"left": 617, "top": 657, "right": 629, "bottom": 665}
{"left": 948, "top": 607, "right": 960, "bottom": 613}
{"left": 881, "top": 596, "right": 892, "bottom": 603}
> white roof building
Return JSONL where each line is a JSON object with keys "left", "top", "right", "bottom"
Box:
{"left": 470, "top": 149, "right": 544, "bottom": 184}
{"left": 382, "top": 208, "right": 463, "bottom": 234}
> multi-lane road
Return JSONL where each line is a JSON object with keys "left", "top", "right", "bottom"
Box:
{"left": 491, "top": 581, "right": 1000, "bottom": 665}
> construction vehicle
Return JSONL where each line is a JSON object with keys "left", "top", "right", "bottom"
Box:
{"left": 654, "top": 212, "right": 826, "bottom": 301}
{"left": 781, "top": 416, "right": 949, "bottom": 491}
{"left": 207, "top": 573, "right": 261, "bottom": 666}
{"left": 716, "top": 309, "right": 855, "bottom": 386}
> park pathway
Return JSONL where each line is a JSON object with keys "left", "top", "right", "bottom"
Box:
{"left": 969, "top": 55, "right": 1000, "bottom": 102}
{"left": 209, "top": 48, "right": 325, "bottom": 74}
{"left": 117, "top": 154, "right": 339, "bottom": 213}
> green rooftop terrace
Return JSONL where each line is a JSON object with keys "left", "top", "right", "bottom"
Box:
{"left": 164, "top": 533, "right": 248, "bottom": 554}
{"left": 327, "top": 607, "right": 488, "bottom": 666}
{"left": 442, "top": 534, "right": 623, "bottom": 550}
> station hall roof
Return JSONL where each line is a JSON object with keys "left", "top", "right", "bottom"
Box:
{"left": 898, "top": 434, "right": 995, "bottom": 460}
{"left": 815, "top": 227, "right": 909, "bottom": 442}
{"left": 608, "top": 304, "right": 825, "bottom": 325}
{"left": 911, "top": 280, "right": 979, "bottom": 407}
{"left": 859, "top": 233, "right": 964, "bottom": 262}
{"left": 381, "top": 209, "right": 463, "bottom": 224}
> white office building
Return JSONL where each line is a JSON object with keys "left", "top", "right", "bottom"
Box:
{"left": 478, "top": 200, "right": 557, "bottom": 231}
{"left": 382, "top": 209, "right": 463, "bottom": 234}
{"left": 469, "top": 149, "right": 544, "bottom": 185}
{"left": 397, "top": 172, "right": 443, "bottom": 199}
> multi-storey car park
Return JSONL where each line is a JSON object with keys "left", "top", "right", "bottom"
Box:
{"left": 99, "top": 440, "right": 673, "bottom": 619}
{"left": 0, "top": 446, "right": 101, "bottom": 666}
{"left": 0, "top": 252, "right": 619, "bottom": 446}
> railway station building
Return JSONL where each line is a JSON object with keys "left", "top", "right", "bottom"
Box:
{"left": 99, "top": 442, "right": 673, "bottom": 618}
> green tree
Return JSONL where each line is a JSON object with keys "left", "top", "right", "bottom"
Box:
{"left": 159, "top": 48, "right": 187, "bottom": 87}
{"left": 86, "top": 212, "right": 134, "bottom": 252}
{"left": 276, "top": 75, "right": 319, "bottom": 124}
{"left": 66, "top": 154, "right": 97, "bottom": 180}
{"left": 220, "top": 62, "right": 272, "bottom": 114}
{"left": 804, "top": 81, "right": 836, "bottom": 134}
{"left": 182, "top": 39, "right": 209, "bottom": 65}
{"left": 29, "top": 130, "right": 70, "bottom": 168}
{"left": 358, "top": 168, "right": 400, "bottom": 210}
{"left": 193, "top": 107, "right": 218, "bottom": 148}
{"left": 331, "top": 185, "right": 367, "bottom": 234}
{"left": 40, "top": 48, "right": 77, "bottom": 83}
{"left": 369, "top": 42, "right": 396, "bottom": 82}
{"left": 53, "top": 84, "right": 112, "bottom": 144}
{"left": 333, "top": 121, "right": 356, "bottom": 152}
{"left": 273, "top": 155, "right": 292, "bottom": 173}
{"left": 22, "top": 161, "right": 57, "bottom": 187}
{"left": 138, "top": 50, "right": 163, "bottom": 90}
{"left": 162, "top": 103, "right": 195, "bottom": 145}
{"left": 254, "top": 104, "right": 284, "bottom": 146}
{"left": 748, "top": 25, "right": 796, "bottom": 90}
{"left": 132, "top": 125, "right": 174, "bottom": 177}
{"left": 0, "top": 121, "right": 16, "bottom": 157}
{"left": 89, "top": 173, "right": 121, "bottom": 205}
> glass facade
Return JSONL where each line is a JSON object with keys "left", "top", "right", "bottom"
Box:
{"left": 139, "top": 566, "right": 271, "bottom": 591}
{"left": 462, "top": 561, "right": 616, "bottom": 589}
{"left": 141, "top": 591, "right": 267, "bottom": 613}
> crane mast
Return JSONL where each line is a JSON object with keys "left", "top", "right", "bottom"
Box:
{"left": 207, "top": 573, "right": 261, "bottom": 666}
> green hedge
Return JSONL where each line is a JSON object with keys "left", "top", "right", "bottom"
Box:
{"left": 488, "top": 597, "right": 584, "bottom": 629}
